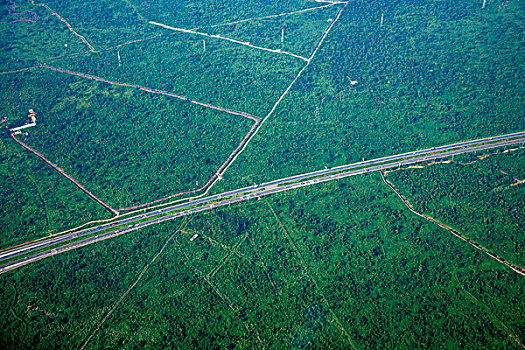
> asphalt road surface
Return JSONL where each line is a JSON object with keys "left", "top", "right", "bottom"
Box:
{"left": 0, "top": 133, "right": 523, "bottom": 274}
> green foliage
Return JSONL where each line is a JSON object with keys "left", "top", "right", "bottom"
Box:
{"left": 217, "top": 0, "right": 525, "bottom": 190}
{"left": 204, "top": 4, "right": 342, "bottom": 57}
{"left": 127, "top": 0, "right": 317, "bottom": 28}
{"left": 54, "top": 33, "right": 303, "bottom": 116}
{"left": 44, "top": 0, "right": 154, "bottom": 49}
{"left": 0, "top": 70, "right": 253, "bottom": 207}
{"left": 0, "top": 2, "right": 85, "bottom": 71}
{"left": 0, "top": 134, "right": 112, "bottom": 250}
{"left": 387, "top": 148, "right": 525, "bottom": 266}
{"left": 0, "top": 221, "right": 176, "bottom": 349}
{"left": 1, "top": 175, "right": 518, "bottom": 348}
{"left": 0, "top": 0, "right": 523, "bottom": 348}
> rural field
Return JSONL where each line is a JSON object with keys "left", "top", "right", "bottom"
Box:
{"left": 0, "top": 0, "right": 523, "bottom": 348}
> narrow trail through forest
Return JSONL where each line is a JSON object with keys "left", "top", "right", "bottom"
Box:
{"left": 2, "top": 1, "right": 348, "bottom": 214}
{"left": 150, "top": 21, "right": 309, "bottom": 61}
{"left": 29, "top": 0, "right": 95, "bottom": 51}
{"left": 10, "top": 132, "right": 119, "bottom": 215}
{"left": 380, "top": 172, "right": 525, "bottom": 277}
{"left": 79, "top": 219, "right": 190, "bottom": 350}
{"left": 219, "top": 2, "right": 348, "bottom": 177}
{"left": 190, "top": 2, "right": 337, "bottom": 30}
{"left": 266, "top": 201, "right": 357, "bottom": 349}
{"left": 41, "top": 65, "right": 260, "bottom": 122}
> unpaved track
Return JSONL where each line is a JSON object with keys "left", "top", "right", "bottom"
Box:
{"left": 10, "top": 132, "right": 119, "bottom": 215}
{"left": 150, "top": 21, "right": 309, "bottom": 61}
{"left": 381, "top": 172, "right": 525, "bottom": 277}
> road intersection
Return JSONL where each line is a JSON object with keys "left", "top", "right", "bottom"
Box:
{"left": 0, "top": 131, "right": 523, "bottom": 274}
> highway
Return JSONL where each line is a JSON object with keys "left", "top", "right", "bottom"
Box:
{"left": 0, "top": 132, "right": 523, "bottom": 274}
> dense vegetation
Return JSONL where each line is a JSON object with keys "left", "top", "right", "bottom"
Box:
{"left": 53, "top": 33, "right": 304, "bottom": 117}
{"left": 0, "top": 222, "right": 176, "bottom": 349}
{"left": 0, "top": 70, "right": 254, "bottom": 207}
{"left": 0, "top": 174, "right": 522, "bottom": 349}
{"left": 0, "top": 1, "right": 85, "bottom": 71}
{"left": 387, "top": 148, "right": 525, "bottom": 266}
{"left": 44, "top": 0, "right": 155, "bottom": 49}
{"left": 127, "top": 0, "right": 320, "bottom": 29}
{"left": 217, "top": 0, "right": 525, "bottom": 191}
{"left": 204, "top": 4, "right": 342, "bottom": 58}
{"left": 0, "top": 0, "right": 523, "bottom": 348}
{"left": 0, "top": 134, "right": 112, "bottom": 250}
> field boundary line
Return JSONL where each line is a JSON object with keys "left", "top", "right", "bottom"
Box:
{"left": 381, "top": 172, "right": 525, "bottom": 277}
{"left": 150, "top": 21, "right": 309, "bottom": 61}
{"left": 41, "top": 65, "right": 260, "bottom": 122}
{"left": 1, "top": 64, "right": 262, "bottom": 213}
{"left": 190, "top": 2, "right": 338, "bottom": 30}
{"left": 266, "top": 201, "right": 357, "bottom": 349}
{"left": 207, "top": 233, "right": 248, "bottom": 279}
{"left": 10, "top": 132, "right": 119, "bottom": 215}
{"left": 79, "top": 219, "right": 190, "bottom": 350}
{"left": 29, "top": 0, "right": 96, "bottom": 52}
{"left": 219, "top": 2, "right": 348, "bottom": 177}
{"left": 0, "top": 66, "right": 39, "bottom": 75}
{"left": 454, "top": 273, "right": 525, "bottom": 348}
{"left": 175, "top": 236, "right": 265, "bottom": 348}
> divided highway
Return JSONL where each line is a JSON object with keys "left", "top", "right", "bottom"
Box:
{"left": 1, "top": 132, "right": 524, "bottom": 274}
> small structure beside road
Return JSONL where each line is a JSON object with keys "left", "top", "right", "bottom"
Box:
{"left": 10, "top": 109, "right": 37, "bottom": 133}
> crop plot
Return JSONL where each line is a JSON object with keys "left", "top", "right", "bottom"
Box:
{"left": 0, "top": 70, "right": 255, "bottom": 209}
